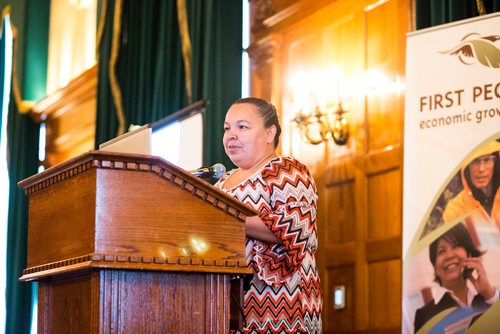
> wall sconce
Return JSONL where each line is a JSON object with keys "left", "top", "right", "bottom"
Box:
{"left": 291, "top": 67, "right": 349, "bottom": 145}
{"left": 290, "top": 67, "right": 402, "bottom": 145}
{"left": 291, "top": 102, "right": 349, "bottom": 145}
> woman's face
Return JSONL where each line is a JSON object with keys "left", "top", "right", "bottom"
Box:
{"left": 223, "top": 103, "right": 275, "bottom": 169}
{"left": 434, "top": 238, "right": 468, "bottom": 287}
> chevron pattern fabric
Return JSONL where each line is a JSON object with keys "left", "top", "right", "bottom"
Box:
{"left": 216, "top": 156, "right": 322, "bottom": 333}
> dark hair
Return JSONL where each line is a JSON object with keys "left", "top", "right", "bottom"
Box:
{"left": 232, "top": 97, "right": 282, "bottom": 148}
{"left": 465, "top": 151, "right": 499, "bottom": 211}
{"left": 429, "top": 223, "right": 485, "bottom": 285}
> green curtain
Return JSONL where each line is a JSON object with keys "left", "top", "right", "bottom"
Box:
{"left": 119, "top": 1, "right": 186, "bottom": 126}
{"left": 95, "top": 0, "right": 186, "bottom": 146}
{"left": 188, "top": 0, "right": 242, "bottom": 169}
{"left": 4, "top": 1, "right": 49, "bottom": 333}
{"left": 416, "top": 0, "right": 500, "bottom": 29}
{"left": 96, "top": 0, "right": 120, "bottom": 144}
{"left": 95, "top": 0, "right": 243, "bottom": 169}
{"left": 5, "top": 95, "right": 39, "bottom": 334}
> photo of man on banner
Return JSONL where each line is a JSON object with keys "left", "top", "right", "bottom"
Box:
{"left": 443, "top": 140, "right": 500, "bottom": 229}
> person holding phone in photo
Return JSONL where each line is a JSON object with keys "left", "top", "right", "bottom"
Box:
{"left": 414, "top": 223, "right": 499, "bottom": 332}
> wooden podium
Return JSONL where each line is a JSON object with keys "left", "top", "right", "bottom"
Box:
{"left": 18, "top": 151, "right": 254, "bottom": 333}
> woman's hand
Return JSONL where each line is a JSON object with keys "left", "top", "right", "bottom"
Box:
{"left": 245, "top": 215, "right": 282, "bottom": 244}
{"left": 464, "top": 257, "right": 496, "bottom": 300}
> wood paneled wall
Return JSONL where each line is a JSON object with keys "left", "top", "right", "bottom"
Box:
{"left": 249, "top": 0, "right": 413, "bottom": 332}
{"left": 32, "top": 65, "right": 97, "bottom": 168}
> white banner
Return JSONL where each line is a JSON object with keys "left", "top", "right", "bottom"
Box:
{"left": 403, "top": 12, "right": 500, "bottom": 334}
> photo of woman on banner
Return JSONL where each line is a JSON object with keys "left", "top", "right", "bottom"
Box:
{"left": 413, "top": 222, "right": 499, "bottom": 333}
{"left": 443, "top": 140, "right": 500, "bottom": 228}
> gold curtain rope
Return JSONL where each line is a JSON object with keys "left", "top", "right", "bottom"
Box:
{"left": 109, "top": 0, "right": 126, "bottom": 136}
{"left": 176, "top": 0, "right": 192, "bottom": 105}
{"left": 2, "top": 5, "right": 34, "bottom": 114}
{"left": 475, "top": 0, "right": 487, "bottom": 15}
{"left": 95, "top": 0, "right": 108, "bottom": 58}
{"left": 0, "top": 6, "right": 8, "bottom": 36}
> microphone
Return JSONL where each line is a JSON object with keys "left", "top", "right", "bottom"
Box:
{"left": 189, "top": 163, "right": 226, "bottom": 179}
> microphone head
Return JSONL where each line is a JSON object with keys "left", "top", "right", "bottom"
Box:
{"left": 212, "top": 163, "right": 226, "bottom": 179}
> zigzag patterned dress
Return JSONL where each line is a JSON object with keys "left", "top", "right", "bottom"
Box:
{"left": 216, "top": 156, "right": 322, "bottom": 333}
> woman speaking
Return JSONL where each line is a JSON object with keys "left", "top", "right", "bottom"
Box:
{"left": 215, "top": 97, "right": 323, "bottom": 333}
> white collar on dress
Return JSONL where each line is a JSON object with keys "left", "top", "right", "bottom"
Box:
{"left": 432, "top": 281, "right": 478, "bottom": 307}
